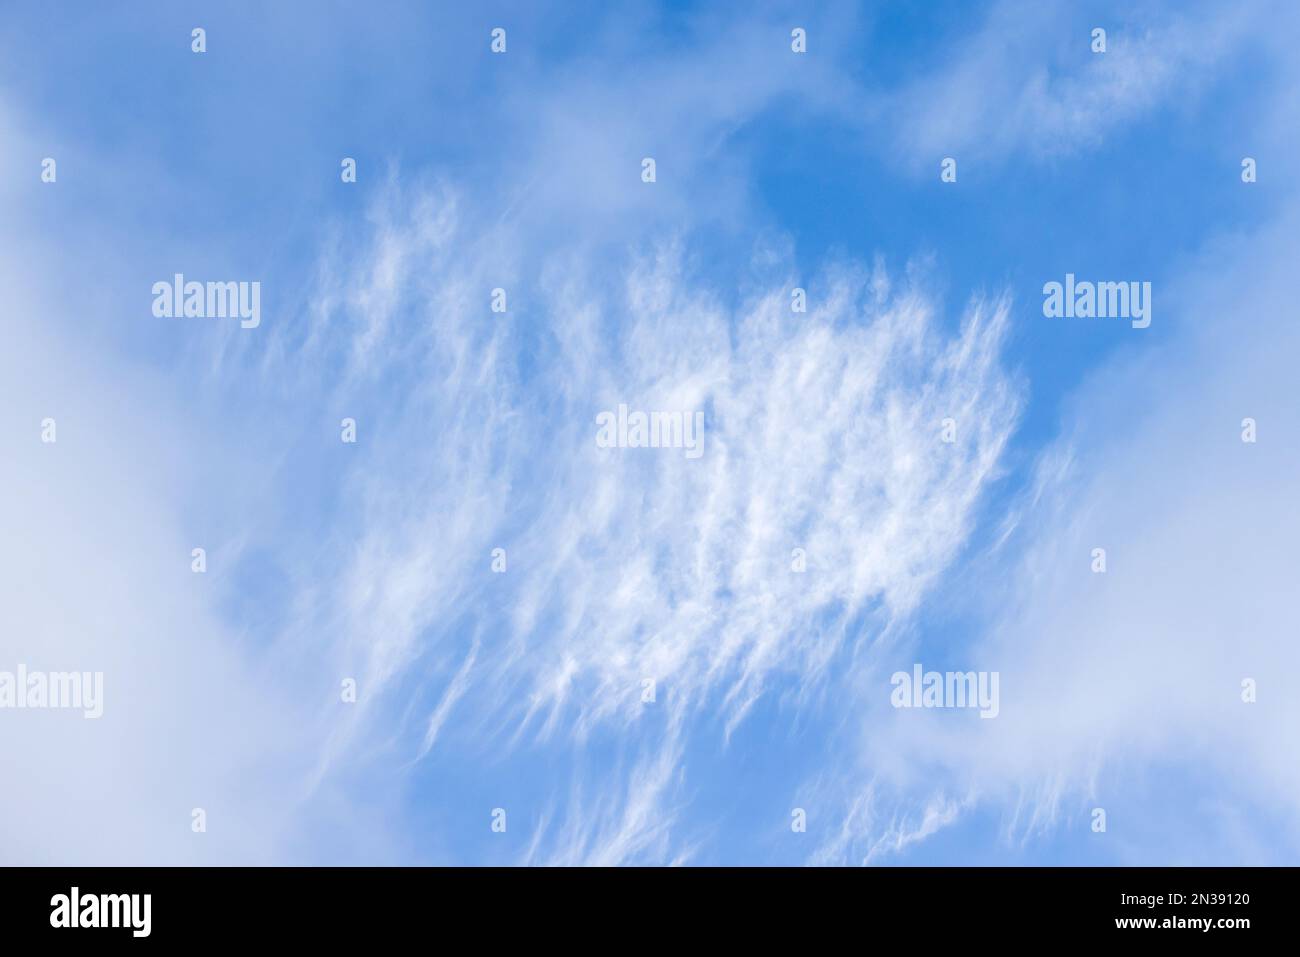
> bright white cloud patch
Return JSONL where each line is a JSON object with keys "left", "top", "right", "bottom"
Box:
{"left": 270, "top": 185, "right": 1021, "bottom": 862}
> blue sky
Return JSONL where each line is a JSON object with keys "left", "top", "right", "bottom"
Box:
{"left": 2, "top": 1, "right": 1298, "bottom": 865}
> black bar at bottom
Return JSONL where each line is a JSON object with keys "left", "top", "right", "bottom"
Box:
{"left": 0, "top": 866, "right": 1279, "bottom": 943}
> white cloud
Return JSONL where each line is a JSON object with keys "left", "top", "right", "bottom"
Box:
{"left": 0, "top": 259, "right": 312, "bottom": 864}
{"left": 15, "top": 0, "right": 1291, "bottom": 866}
{"left": 270, "top": 181, "right": 1022, "bottom": 863}
{"left": 814, "top": 179, "right": 1300, "bottom": 868}
{"left": 887, "top": 0, "right": 1261, "bottom": 168}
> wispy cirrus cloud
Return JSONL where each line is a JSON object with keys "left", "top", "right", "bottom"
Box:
{"left": 885, "top": 0, "right": 1263, "bottom": 170}
{"left": 8, "top": 0, "right": 1293, "bottom": 869}
{"left": 804, "top": 1, "right": 1300, "bottom": 867}
{"left": 257, "top": 176, "right": 1021, "bottom": 863}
